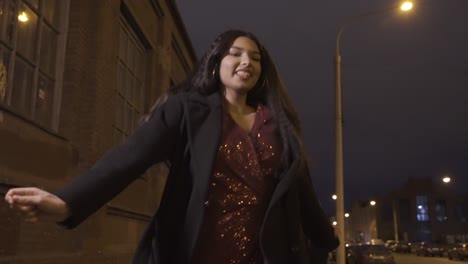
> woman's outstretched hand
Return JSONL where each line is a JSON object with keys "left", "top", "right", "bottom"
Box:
{"left": 4, "top": 187, "right": 70, "bottom": 223}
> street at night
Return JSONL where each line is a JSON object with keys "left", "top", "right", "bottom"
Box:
{"left": 394, "top": 254, "right": 466, "bottom": 264}
{"left": 330, "top": 253, "right": 467, "bottom": 264}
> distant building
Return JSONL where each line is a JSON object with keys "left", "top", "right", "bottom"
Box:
{"left": 348, "top": 177, "right": 468, "bottom": 244}
{"left": 0, "top": 0, "right": 195, "bottom": 262}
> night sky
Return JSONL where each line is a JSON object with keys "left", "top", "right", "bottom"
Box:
{"left": 175, "top": 0, "right": 468, "bottom": 215}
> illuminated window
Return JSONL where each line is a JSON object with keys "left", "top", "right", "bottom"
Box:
{"left": 416, "top": 196, "right": 430, "bottom": 222}
{"left": 114, "top": 14, "right": 148, "bottom": 144}
{"left": 0, "top": 0, "right": 69, "bottom": 129}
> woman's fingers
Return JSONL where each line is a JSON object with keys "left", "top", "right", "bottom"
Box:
{"left": 6, "top": 187, "right": 42, "bottom": 198}
{"left": 10, "top": 204, "right": 40, "bottom": 222}
{"left": 11, "top": 194, "right": 42, "bottom": 206}
{"left": 15, "top": 206, "right": 58, "bottom": 222}
{"left": 5, "top": 187, "right": 42, "bottom": 206}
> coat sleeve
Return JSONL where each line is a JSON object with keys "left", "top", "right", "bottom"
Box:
{"left": 298, "top": 162, "right": 340, "bottom": 253}
{"left": 55, "top": 94, "right": 185, "bottom": 228}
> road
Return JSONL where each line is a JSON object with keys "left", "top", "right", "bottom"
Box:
{"left": 395, "top": 253, "right": 466, "bottom": 264}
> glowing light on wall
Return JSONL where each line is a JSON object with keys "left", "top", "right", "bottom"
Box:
{"left": 18, "top": 11, "right": 29, "bottom": 22}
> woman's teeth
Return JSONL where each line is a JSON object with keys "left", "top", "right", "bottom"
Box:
{"left": 237, "top": 71, "right": 251, "bottom": 78}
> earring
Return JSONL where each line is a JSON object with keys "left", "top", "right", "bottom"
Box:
{"left": 212, "top": 64, "right": 217, "bottom": 77}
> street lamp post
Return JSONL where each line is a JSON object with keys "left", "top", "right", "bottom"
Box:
{"left": 392, "top": 200, "right": 399, "bottom": 242}
{"left": 344, "top": 213, "right": 350, "bottom": 241}
{"left": 334, "top": 3, "right": 413, "bottom": 264}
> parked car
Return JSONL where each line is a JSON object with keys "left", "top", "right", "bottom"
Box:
{"left": 346, "top": 244, "right": 396, "bottom": 264}
{"left": 371, "top": 238, "right": 385, "bottom": 245}
{"left": 414, "top": 241, "right": 444, "bottom": 257}
{"left": 447, "top": 243, "right": 468, "bottom": 260}
{"left": 385, "top": 240, "right": 397, "bottom": 251}
{"left": 393, "top": 241, "right": 411, "bottom": 253}
{"left": 329, "top": 242, "right": 360, "bottom": 262}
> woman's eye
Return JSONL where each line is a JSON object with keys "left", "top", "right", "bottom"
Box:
{"left": 229, "top": 52, "right": 241, "bottom": 57}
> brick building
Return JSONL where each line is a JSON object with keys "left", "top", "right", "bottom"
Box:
{"left": 347, "top": 177, "right": 468, "bottom": 244}
{"left": 0, "top": 0, "right": 195, "bottom": 262}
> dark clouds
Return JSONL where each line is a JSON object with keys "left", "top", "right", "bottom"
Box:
{"left": 175, "top": 0, "right": 468, "bottom": 214}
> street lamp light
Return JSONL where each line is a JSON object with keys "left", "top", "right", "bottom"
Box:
{"left": 401, "top": 2, "right": 413, "bottom": 11}
{"left": 442, "top": 176, "right": 451, "bottom": 183}
{"left": 334, "top": 3, "right": 413, "bottom": 264}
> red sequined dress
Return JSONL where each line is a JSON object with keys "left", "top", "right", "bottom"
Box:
{"left": 191, "top": 104, "right": 283, "bottom": 264}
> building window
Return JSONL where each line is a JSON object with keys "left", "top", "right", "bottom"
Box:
{"left": 0, "top": 0, "right": 68, "bottom": 129}
{"left": 456, "top": 203, "right": 467, "bottom": 223}
{"left": 114, "top": 16, "right": 147, "bottom": 144}
{"left": 416, "top": 196, "right": 430, "bottom": 222}
{"left": 435, "top": 200, "right": 447, "bottom": 222}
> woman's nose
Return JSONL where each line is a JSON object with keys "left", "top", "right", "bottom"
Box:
{"left": 241, "top": 54, "right": 251, "bottom": 65}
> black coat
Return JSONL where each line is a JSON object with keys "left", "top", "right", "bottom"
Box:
{"left": 56, "top": 91, "right": 339, "bottom": 263}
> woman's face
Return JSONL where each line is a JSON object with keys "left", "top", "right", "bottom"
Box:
{"left": 219, "top": 36, "right": 261, "bottom": 94}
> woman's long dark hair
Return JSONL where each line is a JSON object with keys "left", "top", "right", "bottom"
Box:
{"left": 143, "top": 29, "right": 306, "bottom": 167}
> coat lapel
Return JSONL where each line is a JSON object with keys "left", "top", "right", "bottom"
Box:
{"left": 183, "top": 92, "right": 223, "bottom": 259}
{"left": 187, "top": 92, "right": 222, "bottom": 193}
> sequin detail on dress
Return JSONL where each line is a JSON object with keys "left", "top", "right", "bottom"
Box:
{"left": 191, "top": 105, "right": 282, "bottom": 264}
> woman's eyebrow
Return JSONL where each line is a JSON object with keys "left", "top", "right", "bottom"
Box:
{"left": 230, "top": 46, "right": 261, "bottom": 55}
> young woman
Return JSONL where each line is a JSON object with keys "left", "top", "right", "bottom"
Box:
{"left": 5, "top": 29, "right": 338, "bottom": 264}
